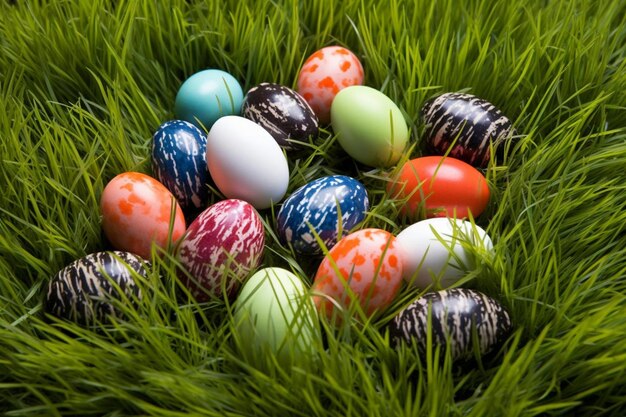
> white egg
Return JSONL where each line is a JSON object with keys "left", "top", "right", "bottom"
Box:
{"left": 396, "top": 218, "right": 493, "bottom": 289}
{"left": 206, "top": 116, "right": 290, "bottom": 209}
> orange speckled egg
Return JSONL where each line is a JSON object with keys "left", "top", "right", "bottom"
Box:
{"left": 100, "top": 172, "right": 186, "bottom": 259}
{"left": 312, "top": 228, "right": 403, "bottom": 319}
{"left": 296, "top": 46, "right": 364, "bottom": 124}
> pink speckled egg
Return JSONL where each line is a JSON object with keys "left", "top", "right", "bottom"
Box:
{"left": 100, "top": 172, "right": 186, "bottom": 259}
{"left": 296, "top": 46, "right": 364, "bottom": 124}
{"left": 177, "top": 199, "right": 265, "bottom": 301}
{"left": 312, "top": 228, "right": 403, "bottom": 319}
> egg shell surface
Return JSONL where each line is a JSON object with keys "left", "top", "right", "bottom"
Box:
{"left": 388, "top": 288, "right": 512, "bottom": 361}
{"left": 387, "top": 156, "right": 490, "bottom": 220}
{"left": 396, "top": 218, "right": 493, "bottom": 289}
{"left": 296, "top": 46, "right": 364, "bottom": 124}
{"left": 174, "top": 69, "right": 244, "bottom": 130}
{"left": 151, "top": 120, "right": 209, "bottom": 210}
{"left": 100, "top": 172, "right": 186, "bottom": 259}
{"left": 312, "top": 228, "right": 403, "bottom": 318}
{"left": 242, "top": 83, "right": 319, "bottom": 150}
{"left": 177, "top": 199, "right": 265, "bottom": 301}
{"left": 206, "top": 116, "right": 290, "bottom": 209}
{"left": 234, "top": 267, "right": 320, "bottom": 368}
{"left": 277, "top": 175, "right": 369, "bottom": 255}
{"left": 421, "top": 93, "right": 515, "bottom": 168}
{"left": 45, "top": 251, "right": 147, "bottom": 325}
{"left": 331, "top": 85, "right": 409, "bottom": 167}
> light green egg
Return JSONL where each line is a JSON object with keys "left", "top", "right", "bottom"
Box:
{"left": 331, "top": 85, "right": 409, "bottom": 167}
{"left": 233, "top": 267, "right": 320, "bottom": 369}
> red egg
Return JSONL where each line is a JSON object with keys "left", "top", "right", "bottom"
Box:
{"left": 296, "top": 46, "right": 364, "bottom": 124}
{"left": 177, "top": 199, "right": 265, "bottom": 301}
{"left": 312, "top": 228, "right": 403, "bottom": 319}
{"left": 100, "top": 172, "right": 186, "bottom": 259}
{"left": 387, "top": 156, "right": 490, "bottom": 220}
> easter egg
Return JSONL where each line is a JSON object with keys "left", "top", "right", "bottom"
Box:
{"left": 234, "top": 267, "right": 320, "bottom": 368}
{"left": 331, "top": 85, "right": 409, "bottom": 167}
{"left": 100, "top": 172, "right": 186, "bottom": 259}
{"left": 151, "top": 120, "right": 209, "bottom": 210}
{"left": 297, "top": 46, "right": 364, "bottom": 124}
{"left": 277, "top": 175, "right": 369, "bottom": 255}
{"left": 45, "top": 251, "right": 147, "bottom": 324}
{"left": 312, "top": 228, "right": 403, "bottom": 318}
{"left": 206, "top": 115, "right": 289, "bottom": 209}
{"left": 421, "top": 93, "right": 515, "bottom": 168}
{"left": 177, "top": 199, "right": 265, "bottom": 301}
{"left": 388, "top": 288, "right": 512, "bottom": 360}
{"left": 174, "top": 69, "right": 244, "bottom": 130}
{"left": 396, "top": 218, "right": 493, "bottom": 289}
{"left": 242, "top": 83, "right": 319, "bottom": 150}
{"left": 387, "top": 156, "right": 490, "bottom": 220}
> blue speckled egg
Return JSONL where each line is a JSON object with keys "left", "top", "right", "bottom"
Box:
{"left": 151, "top": 120, "right": 209, "bottom": 210}
{"left": 45, "top": 251, "right": 148, "bottom": 325}
{"left": 277, "top": 175, "right": 369, "bottom": 255}
{"left": 242, "top": 83, "right": 319, "bottom": 150}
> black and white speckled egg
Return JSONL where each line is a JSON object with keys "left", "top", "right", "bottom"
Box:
{"left": 242, "top": 83, "right": 319, "bottom": 150}
{"left": 420, "top": 93, "right": 515, "bottom": 168}
{"left": 45, "top": 251, "right": 147, "bottom": 324}
{"left": 388, "top": 288, "right": 512, "bottom": 360}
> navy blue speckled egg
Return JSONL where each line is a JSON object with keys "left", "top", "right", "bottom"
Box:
{"left": 45, "top": 251, "right": 148, "bottom": 325}
{"left": 151, "top": 120, "right": 209, "bottom": 210}
{"left": 277, "top": 175, "right": 369, "bottom": 255}
{"left": 242, "top": 83, "right": 319, "bottom": 150}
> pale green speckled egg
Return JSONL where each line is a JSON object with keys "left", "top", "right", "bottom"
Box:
{"left": 331, "top": 85, "right": 409, "bottom": 167}
{"left": 233, "top": 267, "right": 321, "bottom": 368}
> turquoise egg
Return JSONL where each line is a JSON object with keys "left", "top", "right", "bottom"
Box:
{"left": 174, "top": 69, "right": 244, "bottom": 130}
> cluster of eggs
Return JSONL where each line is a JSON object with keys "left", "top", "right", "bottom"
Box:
{"left": 45, "top": 45, "right": 515, "bottom": 364}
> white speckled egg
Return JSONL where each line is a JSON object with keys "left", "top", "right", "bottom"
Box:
{"left": 396, "top": 218, "right": 493, "bottom": 289}
{"left": 206, "top": 116, "right": 290, "bottom": 209}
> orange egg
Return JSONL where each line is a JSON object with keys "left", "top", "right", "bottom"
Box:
{"left": 312, "top": 228, "right": 403, "bottom": 319}
{"left": 100, "top": 172, "right": 186, "bottom": 259}
{"left": 387, "top": 156, "right": 490, "bottom": 220}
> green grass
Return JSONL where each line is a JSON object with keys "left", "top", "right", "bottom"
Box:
{"left": 1, "top": 0, "right": 626, "bottom": 415}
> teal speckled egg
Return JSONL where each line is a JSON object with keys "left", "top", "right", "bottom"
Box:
{"left": 174, "top": 69, "right": 244, "bottom": 130}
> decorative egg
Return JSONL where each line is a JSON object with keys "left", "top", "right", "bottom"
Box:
{"left": 234, "top": 267, "right": 321, "bottom": 368}
{"left": 177, "top": 199, "right": 265, "bottom": 301}
{"left": 45, "top": 251, "right": 147, "bottom": 324}
{"left": 242, "top": 83, "right": 319, "bottom": 150}
{"left": 331, "top": 85, "right": 409, "bottom": 167}
{"left": 100, "top": 172, "right": 186, "bottom": 259}
{"left": 396, "top": 218, "right": 493, "bottom": 289}
{"left": 421, "top": 93, "right": 515, "bottom": 168}
{"left": 296, "top": 46, "right": 364, "bottom": 124}
{"left": 388, "top": 288, "right": 512, "bottom": 360}
{"left": 387, "top": 156, "right": 490, "bottom": 220}
{"left": 151, "top": 120, "right": 209, "bottom": 210}
{"left": 312, "top": 228, "right": 403, "bottom": 318}
{"left": 174, "top": 69, "right": 244, "bottom": 130}
{"left": 277, "top": 175, "right": 369, "bottom": 255}
{"left": 206, "top": 116, "right": 290, "bottom": 209}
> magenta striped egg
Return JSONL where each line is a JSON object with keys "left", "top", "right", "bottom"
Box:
{"left": 177, "top": 199, "right": 265, "bottom": 301}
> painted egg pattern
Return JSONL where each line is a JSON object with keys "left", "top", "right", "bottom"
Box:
{"left": 297, "top": 46, "right": 364, "bottom": 124}
{"left": 45, "top": 251, "right": 147, "bottom": 324}
{"left": 100, "top": 172, "right": 186, "bottom": 259}
{"left": 312, "top": 228, "right": 403, "bottom": 318}
{"left": 242, "top": 83, "right": 319, "bottom": 150}
{"left": 388, "top": 288, "right": 512, "bottom": 360}
{"left": 177, "top": 199, "right": 265, "bottom": 301}
{"left": 277, "top": 175, "right": 369, "bottom": 255}
{"left": 151, "top": 120, "right": 209, "bottom": 210}
{"left": 421, "top": 93, "right": 515, "bottom": 168}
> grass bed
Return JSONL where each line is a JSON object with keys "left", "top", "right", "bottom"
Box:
{"left": 1, "top": 0, "right": 625, "bottom": 415}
